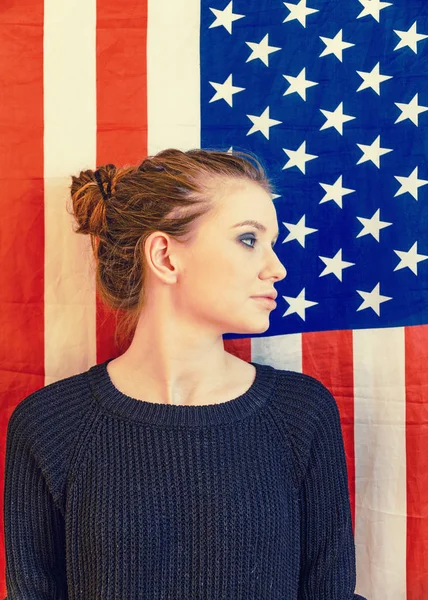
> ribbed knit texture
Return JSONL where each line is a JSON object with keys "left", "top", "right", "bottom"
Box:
{"left": 3, "top": 358, "right": 368, "bottom": 600}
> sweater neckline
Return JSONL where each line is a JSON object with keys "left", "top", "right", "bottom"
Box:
{"left": 87, "top": 357, "right": 277, "bottom": 427}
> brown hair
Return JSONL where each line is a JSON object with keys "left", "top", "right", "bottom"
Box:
{"left": 68, "top": 147, "right": 273, "bottom": 349}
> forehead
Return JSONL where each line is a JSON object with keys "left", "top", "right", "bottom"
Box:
{"left": 207, "top": 178, "right": 278, "bottom": 233}
{"left": 209, "top": 178, "right": 273, "bottom": 214}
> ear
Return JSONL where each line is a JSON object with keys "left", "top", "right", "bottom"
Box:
{"left": 143, "top": 231, "right": 180, "bottom": 284}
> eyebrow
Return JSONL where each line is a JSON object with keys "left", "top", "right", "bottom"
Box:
{"left": 232, "top": 220, "right": 279, "bottom": 240}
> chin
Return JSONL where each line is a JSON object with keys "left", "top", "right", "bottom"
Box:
{"left": 228, "top": 320, "right": 271, "bottom": 335}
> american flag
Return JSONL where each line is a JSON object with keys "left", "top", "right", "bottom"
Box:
{"left": 1, "top": 0, "right": 427, "bottom": 598}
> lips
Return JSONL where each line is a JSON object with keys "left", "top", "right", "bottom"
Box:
{"left": 253, "top": 293, "right": 278, "bottom": 301}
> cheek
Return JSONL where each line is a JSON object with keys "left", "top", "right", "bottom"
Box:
{"left": 180, "top": 252, "right": 225, "bottom": 296}
{"left": 180, "top": 245, "right": 253, "bottom": 301}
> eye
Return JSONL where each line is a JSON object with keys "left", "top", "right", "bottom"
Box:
{"left": 240, "top": 235, "right": 257, "bottom": 249}
{"left": 240, "top": 234, "right": 277, "bottom": 250}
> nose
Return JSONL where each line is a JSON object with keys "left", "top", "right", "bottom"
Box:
{"left": 270, "top": 251, "right": 287, "bottom": 282}
{"left": 277, "top": 261, "right": 287, "bottom": 281}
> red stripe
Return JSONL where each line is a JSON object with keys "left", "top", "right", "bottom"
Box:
{"left": 302, "top": 330, "right": 357, "bottom": 533}
{"left": 96, "top": 0, "right": 149, "bottom": 363}
{"left": 405, "top": 324, "right": 428, "bottom": 598}
{"left": 0, "top": 3, "right": 45, "bottom": 595}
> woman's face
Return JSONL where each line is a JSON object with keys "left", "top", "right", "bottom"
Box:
{"left": 168, "top": 178, "right": 287, "bottom": 336}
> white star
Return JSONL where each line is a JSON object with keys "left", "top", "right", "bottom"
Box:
{"left": 209, "top": 1, "right": 245, "bottom": 34}
{"left": 356, "top": 208, "right": 392, "bottom": 242}
{"left": 282, "top": 141, "right": 318, "bottom": 174}
{"left": 319, "top": 29, "right": 355, "bottom": 62}
{"left": 357, "top": 0, "right": 392, "bottom": 23}
{"left": 283, "top": 67, "right": 318, "bottom": 101}
{"left": 246, "top": 106, "right": 282, "bottom": 140}
{"left": 281, "top": 215, "right": 318, "bottom": 248}
{"left": 394, "top": 241, "right": 428, "bottom": 275}
{"left": 394, "top": 166, "right": 428, "bottom": 201}
{"left": 394, "top": 21, "right": 428, "bottom": 54}
{"left": 356, "top": 62, "right": 393, "bottom": 95}
{"left": 209, "top": 74, "right": 245, "bottom": 107}
{"left": 395, "top": 93, "right": 428, "bottom": 126}
{"left": 245, "top": 33, "right": 281, "bottom": 67}
{"left": 356, "top": 135, "right": 393, "bottom": 168}
{"left": 283, "top": 0, "right": 319, "bottom": 28}
{"left": 319, "top": 175, "right": 355, "bottom": 208}
{"left": 319, "top": 248, "right": 355, "bottom": 282}
{"left": 356, "top": 283, "right": 392, "bottom": 316}
{"left": 320, "top": 102, "right": 356, "bottom": 135}
{"left": 282, "top": 288, "right": 318, "bottom": 321}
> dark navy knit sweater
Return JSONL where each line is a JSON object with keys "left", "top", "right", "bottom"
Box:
{"left": 3, "top": 358, "right": 367, "bottom": 599}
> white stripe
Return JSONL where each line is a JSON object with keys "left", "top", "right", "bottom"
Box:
{"left": 252, "top": 333, "right": 303, "bottom": 373}
{"left": 44, "top": 0, "right": 97, "bottom": 383}
{"left": 147, "top": 0, "right": 201, "bottom": 153}
{"left": 353, "top": 327, "right": 407, "bottom": 599}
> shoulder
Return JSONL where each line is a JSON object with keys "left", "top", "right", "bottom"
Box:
{"left": 265, "top": 366, "right": 341, "bottom": 483}
{"left": 272, "top": 366, "right": 338, "bottom": 419}
{"left": 9, "top": 367, "right": 95, "bottom": 433}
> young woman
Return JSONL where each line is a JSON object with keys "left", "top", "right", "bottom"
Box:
{"left": 3, "top": 148, "right": 367, "bottom": 599}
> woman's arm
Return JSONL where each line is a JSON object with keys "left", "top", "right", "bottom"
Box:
{"left": 3, "top": 406, "right": 68, "bottom": 599}
{"left": 297, "top": 384, "right": 367, "bottom": 600}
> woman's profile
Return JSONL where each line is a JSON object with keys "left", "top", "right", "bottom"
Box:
{"left": 3, "top": 148, "right": 367, "bottom": 599}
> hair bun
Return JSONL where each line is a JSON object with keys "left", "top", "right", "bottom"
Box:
{"left": 94, "top": 163, "right": 117, "bottom": 201}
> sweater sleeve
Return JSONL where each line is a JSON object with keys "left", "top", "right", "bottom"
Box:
{"left": 297, "top": 383, "right": 367, "bottom": 600}
{"left": 3, "top": 405, "right": 68, "bottom": 599}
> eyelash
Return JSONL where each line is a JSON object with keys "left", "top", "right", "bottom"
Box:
{"left": 240, "top": 234, "right": 276, "bottom": 250}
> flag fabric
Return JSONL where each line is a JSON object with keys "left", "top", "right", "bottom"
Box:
{"left": 1, "top": 0, "right": 428, "bottom": 598}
